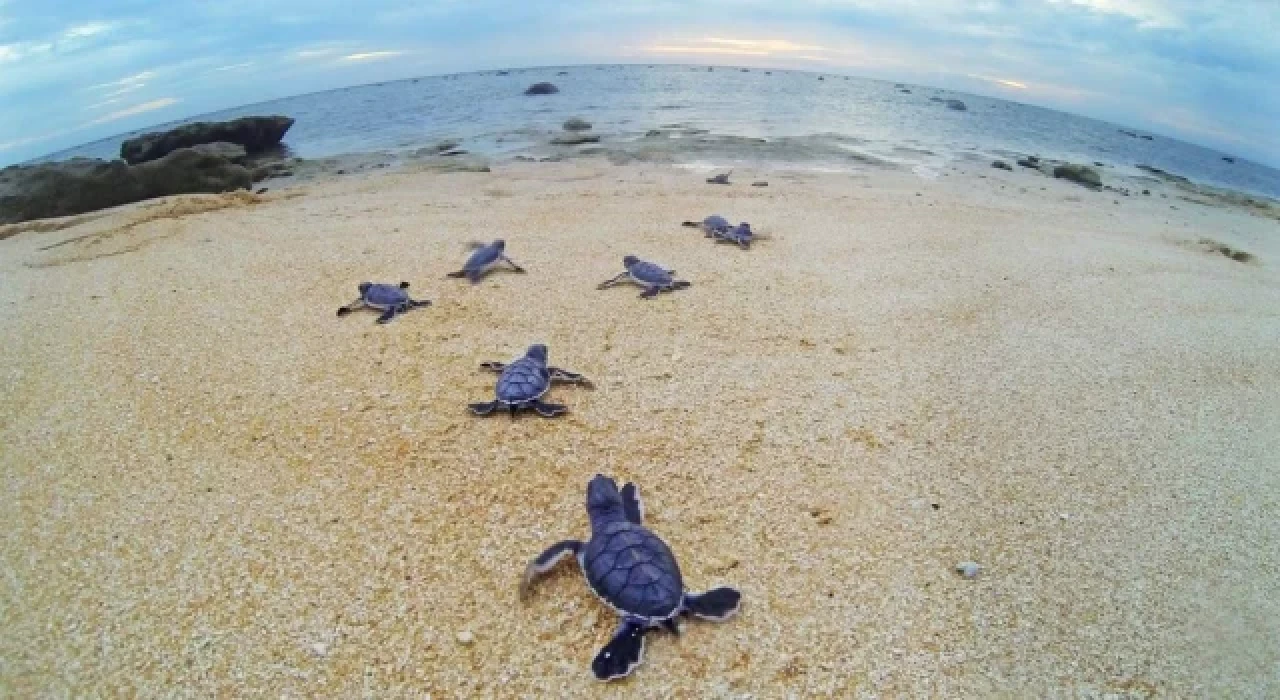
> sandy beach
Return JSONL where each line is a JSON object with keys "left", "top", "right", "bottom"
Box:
{"left": 2, "top": 159, "right": 1278, "bottom": 697}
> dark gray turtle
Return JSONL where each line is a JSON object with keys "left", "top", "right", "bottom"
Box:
{"left": 446, "top": 239, "right": 525, "bottom": 284}
{"left": 681, "top": 214, "right": 730, "bottom": 236}
{"left": 520, "top": 475, "right": 741, "bottom": 681}
{"left": 469, "top": 344, "right": 591, "bottom": 418}
{"left": 597, "top": 255, "right": 691, "bottom": 299}
{"left": 711, "top": 222, "right": 755, "bottom": 249}
{"left": 336, "top": 282, "right": 431, "bottom": 324}
{"left": 706, "top": 170, "right": 732, "bottom": 185}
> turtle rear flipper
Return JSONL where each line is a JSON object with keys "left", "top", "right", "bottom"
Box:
{"left": 446, "top": 270, "right": 469, "bottom": 279}
{"left": 683, "top": 587, "right": 741, "bottom": 621}
{"left": 592, "top": 620, "right": 647, "bottom": 681}
{"left": 671, "top": 281, "right": 691, "bottom": 291}
{"left": 520, "top": 539, "right": 583, "bottom": 600}
{"left": 681, "top": 220, "right": 700, "bottom": 228}
{"left": 549, "top": 367, "right": 590, "bottom": 386}
{"left": 376, "top": 307, "right": 399, "bottom": 324}
{"left": 480, "top": 361, "right": 507, "bottom": 373}
{"left": 469, "top": 401, "right": 500, "bottom": 415}
{"left": 531, "top": 400, "right": 567, "bottom": 418}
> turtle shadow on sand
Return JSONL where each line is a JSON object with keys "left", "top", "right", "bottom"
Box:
{"left": 521, "top": 475, "right": 741, "bottom": 681}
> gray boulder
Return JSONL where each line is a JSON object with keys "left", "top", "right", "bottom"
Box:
{"left": 0, "top": 149, "right": 252, "bottom": 224}
{"left": 1053, "top": 164, "right": 1102, "bottom": 188}
{"left": 190, "top": 141, "right": 248, "bottom": 163}
{"left": 120, "top": 115, "right": 294, "bottom": 164}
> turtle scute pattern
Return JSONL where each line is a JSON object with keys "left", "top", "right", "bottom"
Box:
{"left": 584, "top": 520, "right": 684, "bottom": 619}
{"left": 496, "top": 359, "right": 550, "bottom": 403}
{"left": 630, "top": 260, "right": 672, "bottom": 285}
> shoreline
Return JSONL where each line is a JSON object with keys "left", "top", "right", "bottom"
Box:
{"left": 2, "top": 160, "right": 1278, "bottom": 696}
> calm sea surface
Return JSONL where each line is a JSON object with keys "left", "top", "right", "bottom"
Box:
{"left": 48, "top": 64, "right": 1280, "bottom": 199}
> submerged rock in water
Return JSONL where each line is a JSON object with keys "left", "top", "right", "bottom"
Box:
{"left": 0, "top": 149, "right": 252, "bottom": 224}
{"left": 992, "top": 160, "right": 1013, "bottom": 171}
{"left": 563, "top": 117, "right": 592, "bottom": 132}
{"left": 946, "top": 99, "right": 968, "bottom": 111}
{"left": 523, "top": 82, "right": 559, "bottom": 95}
{"left": 550, "top": 133, "right": 600, "bottom": 145}
{"left": 1053, "top": 164, "right": 1102, "bottom": 188}
{"left": 120, "top": 115, "right": 294, "bottom": 164}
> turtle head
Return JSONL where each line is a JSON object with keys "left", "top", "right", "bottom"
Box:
{"left": 492, "top": 239, "right": 506, "bottom": 251}
{"left": 622, "top": 255, "right": 640, "bottom": 268}
{"left": 525, "top": 344, "right": 549, "bottom": 364}
{"left": 586, "top": 474, "right": 625, "bottom": 525}
{"left": 357, "top": 282, "right": 372, "bottom": 294}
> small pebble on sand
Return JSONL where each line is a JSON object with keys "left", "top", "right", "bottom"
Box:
{"left": 956, "top": 562, "right": 982, "bottom": 579}
{"left": 457, "top": 630, "right": 475, "bottom": 646}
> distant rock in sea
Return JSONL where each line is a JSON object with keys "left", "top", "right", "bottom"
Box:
{"left": 550, "top": 133, "right": 599, "bottom": 145}
{"left": 946, "top": 99, "right": 968, "bottom": 111}
{"left": 1053, "top": 164, "right": 1102, "bottom": 188}
{"left": 120, "top": 115, "right": 294, "bottom": 164}
{"left": 523, "top": 82, "right": 559, "bottom": 95}
{"left": 992, "top": 160, "right": 1012, "bottom": 171}
{"left": 1222, "top": 156, "right": 1235, "bottom": 163}
{"left": 563, "top": 117, "right": 592, "bottom": 132}
{"left": 0, "top": 149, "right": 252, "bottom": 224}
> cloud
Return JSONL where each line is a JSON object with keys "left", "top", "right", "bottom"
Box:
{"left": 339, "top": 50, "right": 405, "bottom": 62}
{"left": 643, "top": 36, "right": 834, "bottom": 58}
{"left": 86, "top": 97, "right": 179, "bottom": 126}
{"left": 62, "top": 21, "right": 119, "bottom": 40}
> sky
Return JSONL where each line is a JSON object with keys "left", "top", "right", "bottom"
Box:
{"left": 1, "top": 0, "right": 1278, "bottom": 167}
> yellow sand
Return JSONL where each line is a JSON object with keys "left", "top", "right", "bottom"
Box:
{"left": 2, "top": 161, "right": 1278, "bottom": 697}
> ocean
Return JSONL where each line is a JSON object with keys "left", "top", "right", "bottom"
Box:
{"left": 46, "top": 64, "right": 1280, "bottom": 199}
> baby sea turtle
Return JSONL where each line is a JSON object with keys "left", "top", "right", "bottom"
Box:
{"left": 706, "top": 170, "right": 732, "bottom": 185}
{"left": 681, "top": 215, "right": 731, "bottom": 235}
{"left": 520, "top": 475, "right": 742, "bottom": 681}
{"left": 469, "top": 344, "right": 591, "bottom": 418}
{"left": 712, "top": 222, "right": 755, "bottom": 249}
{"left": 597, "top": 256, "right": 691, "bottom": 299}
{"left": 335, "top": 282, "right": 431, "bottom": 324}
{"left": 446, "top": 239, "right": 525, "bottom": 284}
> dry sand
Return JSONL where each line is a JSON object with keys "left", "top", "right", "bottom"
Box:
{"left": 1, "top": 160, "right": 1278, "bottom": 697}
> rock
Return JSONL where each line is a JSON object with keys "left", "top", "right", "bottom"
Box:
{"left": 752, "top": 181, "right": 768, "bottom": 187}
{"left": 1093, "top": 161, "right": 1105, "bottom": 167}
{"left": 0, "top": 149, "right": 252, "bottom": 224}
{"left": 1141, "top": 134, "right": 1153, "bottom": 140}
{"left": 1222, "top": 156, "right": 1235, "bottom": 163}
{"left": 120, "top": 115, "right": 294, "bottom": 164}
{"left": 1016, "top": 156, "right": 1041, "bottom": 169}
{"left": 310, "top": 642, "right": 329, "bottom": 657}
{"left": 456, "top": 630, "right": 475, "bottom": 646}
{"left": 250, "top": 162, "right": 293, "bottom": 182}
{"left": 1053, "top": 164, "right": 1102, "bottom": 188}
{"left": 945, "top": 99, "right": 967, "bottom": 111}
{"left": 557, "top": 71, "right": 568, "bottom": 76}
{"left": 898, "top": 88, "right": 912, "bottom": 94}
{"left": 496, "top": 70, "right": 509, "bottom": 76}
{"left": 706, "top": 172, "right": 732, "bottom": 185}
{"left": 991, "top": 160, "right": 1012, "bottom": 171}
{"left": 562, "top": 117, "right": 592, "bottom": 132}
{"left": 1142, "top": 189, "right": 1150, "bottom": 195}
{"left": 955, "top": 562, "right": 982, "bottom": 579}
{"left": 429, "top": 139, "right": 461, "bottom": 154}
{"left": 550, "top": 133, "right": 599, "bottom": 145}
{"left": 523, "top": 82, "right": 559, "bottom": 96}
{"left": 929, "top": 97, "right": 945, "bottom": 103}
{"left": 190, "top": 141, "right": 248, "bottom": 164}
{"left": 644, "top": 129, "right": 663, "bottom": 138}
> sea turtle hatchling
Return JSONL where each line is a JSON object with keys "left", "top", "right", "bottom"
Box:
{"left": 681, "top": 215, "right": 731, "bottom": 236}
{"left": 597, "top": 256, "right": 691, "bottom": 299}
{"left": 335, "top": 282, "right": 431, "bottom": 324}
{"left": 711, "top": 222, "right": 755, "bottom": 249}
{"left": 520, "top": 475, "right": 742, "bottom": 681}
{"left": 469, "top": 343, "right": 591, "bottom": 418}
{"left": 446, "top": 239, "right": 526, "bottom": 284}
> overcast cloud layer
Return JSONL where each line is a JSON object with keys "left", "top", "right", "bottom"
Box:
{"left": 1, "top": 0, "right": 1277, "bottom": 166}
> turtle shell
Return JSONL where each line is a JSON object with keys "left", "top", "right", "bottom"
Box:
{"left": 703, "top": 215, "right": 730, "bottom": 231}
{"left": 362, "top": 284, "right": 409, "bottom": 308}
{"left": 582, "top": 520, "right": 684, "bottom": 620}
{"left": 464, "top": 243, "right": 501, "bottom": 271}
{"left": 626, "top": 260, "right": 673, "bottom": 286}
{"left": 495, "top": 356, "right": 551, "bottom": 403}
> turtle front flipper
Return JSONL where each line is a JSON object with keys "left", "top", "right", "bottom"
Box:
{"left": 468, "top": 401, "right": 500, "bottom": 415}
{"left": 591, "top": 619, "right": 648, "bottom": 682}
{"left": 502, "top": 255, "right": 526, "bottom": 273}
{"left": 639, "top": 286, "right": 662, "bottom": 299}
{"left": 409, "top": 298, "right": 432, "bottom": 309}
{"left": 336, "top": 298, "right": 366, "bottom": 316}
{"left": 683, "top": 587, "right": 742, "bottom": 621}
{"left": 531, "top": 400, "right": 567, "bottom": 418}
{"left": 445, "top": 270, "right": 469, "bottom": 279}
{"left": 548, "top": 367, "right": 590, "bottom": 386}
{"left": 671, "top": 281, "right": 691, "bottom": 292}
{"left": 597, "top": 272, "right": 629, "bottom": 290}
{"left": 519, "top": 539, "right": 583, "bottom": 600}
{"left": 620, "top": 483, "right": 644, "bottom": 524}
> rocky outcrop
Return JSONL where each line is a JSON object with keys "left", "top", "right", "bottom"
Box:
{"left": 1053, "top": 164, "right": 1102, "bottom": 188}
{"left": 523, "top": 82, "right": 559, "bottom": 95}
{"left": 0, "top": 149, "right": 252, "bottom": 224}
{"left": 120, "top": 116, "right": 294, "bottom": 164}
{"left": 190, "top": 141, "right": 248, "bottom": 163}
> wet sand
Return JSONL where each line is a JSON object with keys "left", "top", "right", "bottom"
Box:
{"left": 2, "top": 160, "right": 1278, "bottom": 697}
